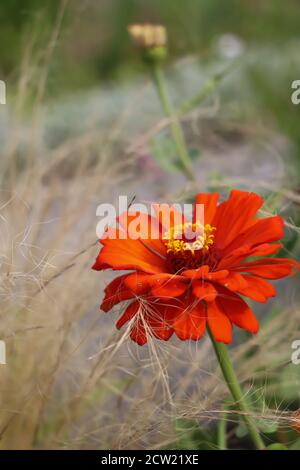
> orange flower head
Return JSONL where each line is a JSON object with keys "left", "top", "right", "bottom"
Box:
{"left": 93, "top": 190, "right": 300, "bottom": 345}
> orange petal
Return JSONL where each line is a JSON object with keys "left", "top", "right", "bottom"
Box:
{"left": 116, "top": 300, "right": 140, "bottom": 329}
{"left": 183, "top": 266, "right": 229, "bottom": 281}
{"left": 218, "top": 243, "right": 283, "bottom": 269}
{"left": 207, "top": 301, "right": 232, "bottom": 343}
{"left": 123, "top": 272, "right": 151, "bottom": 293}
{"left": 224, "top": 217, "right": 284, "bottom": 255}
{"left": 192, "top": 281, "right": 217, "bottom": 302}
{"left": 145, "top": 301, "right": 176, "bottom": 340}
{"left": 205, "top": 270, "right": 230, "bottom": 281}
{"left": 118, "top": 211, "right": 166, "bottom": 257}
{"left": 130, "top": 318, "right": 148, "bottom": 345}
{"left": 213, "top": 190, "right": 264, "bottom": 250}
{"left": 173, "top": 298, "right": 206, "bottom": 341}
{"left": 194, "top": 192, "right": 219, "bottom": 225}
{"left": 129, "top": 300, "right": 179, "bottom": 344}
{"left": 215, "top": 288, "right": 259, "bottom": 333}
{"left": 101, "top": 275, "right": 134, "bottom": 312}
{"left": 237, "top": 274, "right": 276, "bottom": 303}
{"left": 218, "top": 272, "right": 248, "bottom": 291}
{"left": 94, "top": 236, "right": 167, "bottom": 274}
{"left": 234, "top": 257, "right": 300, "bottom": 279}
{"left": 124, "top": 272, "right": 188, "bottom": 299}
{"left": 248, "top": 243, "right": 283, "bottom": 257}
{"left": 182, "top": 265, "right": 210, "bottom": 280}
{"left": 150, "top": 274, "right": 188, "bottom": 298}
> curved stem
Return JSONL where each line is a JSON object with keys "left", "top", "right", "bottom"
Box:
{"left": 208, "top": 326, "right": 265, "bottom": 450}
{"left": 151, "top": 63, "right": 195, "bottom": 182}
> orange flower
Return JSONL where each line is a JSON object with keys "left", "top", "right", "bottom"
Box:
{"left": 292, "top": 410, "right": 300, "bottom": 434}
{"left": 93, "top": 190, "right": 299, "bottom": 345}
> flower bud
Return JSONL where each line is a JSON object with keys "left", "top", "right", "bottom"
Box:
{"left": 128, "top": 24, "right": 167, "bottom": 62}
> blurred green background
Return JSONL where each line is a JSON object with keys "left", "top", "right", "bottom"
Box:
{"left": 1, "top": 0, "right": 300, "bottom": 91}
{"left": 1, "top": 0, "right": 300, "bottom": 176}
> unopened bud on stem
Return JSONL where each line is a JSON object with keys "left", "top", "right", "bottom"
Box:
{"left": 128, "top": 24, "right": 167, "bottom": 62}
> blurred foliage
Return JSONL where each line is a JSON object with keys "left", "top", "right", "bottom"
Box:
{"left": 0, "top": 0, "right": 60, "bottom": 74}
{"left": 2, "top": 0, "right": 300, "bottom": 173}
{"left": 1, "top": 0, "right": 300, "bottom": 90}
{"left": 248, "top": 63, "right": 300, "bottom": 175}
{"left": 169, "top": 419, "right": 218, "bottom": 450}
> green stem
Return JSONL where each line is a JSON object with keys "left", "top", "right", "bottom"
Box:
{"left": 217, "top": 402, "right": 228, "bottom": 450}
{"left": 151, "top": 63, "right": 195, "bottom": 182}
{"left": 208, "top": 326, "right": 265, "bottom": 450}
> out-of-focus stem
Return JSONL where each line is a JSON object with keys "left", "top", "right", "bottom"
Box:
{"left": 151, "top": 63, "right": 195, "bottom": 182}
{"left": 217, "top": 402, "right": 228, "bottom": 450}
{"left": 208, "top": 326, "right": 265, "bottom": 450}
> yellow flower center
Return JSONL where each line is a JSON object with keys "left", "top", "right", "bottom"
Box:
{"left": 163, "top": 222, "right": 216, "bottom": 255}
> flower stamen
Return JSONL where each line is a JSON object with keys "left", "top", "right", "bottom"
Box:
{"left": 163, "top": 222, "right": 216, "bottom": 255}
